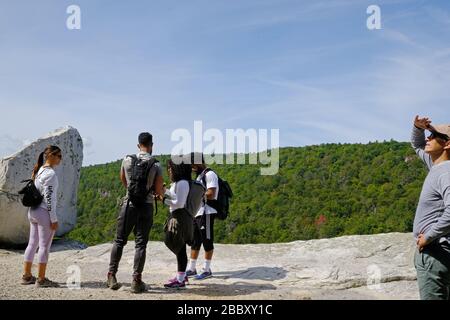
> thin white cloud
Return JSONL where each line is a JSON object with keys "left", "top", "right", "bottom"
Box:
{"left": 1, "top": 0, "right": 449, "bottom": 165}
{"left": 0, "top": 135, "right": 23, "bottom": 158}
{"left": 424, "top": 6, "right": 450, "bottom": 25}
{"left": 369, "top": 54, "right": 450, "bottom": 114}
{"left": 217, "top": 24, "right": 450, "bottom": 147}
{"left": 209, "top": 0, "right": 363, "bottom": 32}
{"left": 82, "top": 136, "right": 93, "bottom": 149}
{"left": 380, "top": 29, "right": 419, "bottom": 47}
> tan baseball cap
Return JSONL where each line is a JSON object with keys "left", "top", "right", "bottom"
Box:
{"left": 430, "top": 124, "right": 450, "bottom": 139}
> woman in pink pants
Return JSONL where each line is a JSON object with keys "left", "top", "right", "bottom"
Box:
{"left": 22, "top": 145, "right": 62, "bottom": 288}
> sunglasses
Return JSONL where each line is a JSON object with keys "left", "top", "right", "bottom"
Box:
{"left": 428, "top": 131, "right": 450, "bottom": 141}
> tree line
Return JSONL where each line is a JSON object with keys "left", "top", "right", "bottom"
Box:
{"left": 68, "top": 141, "right": 426, "bottom": 246}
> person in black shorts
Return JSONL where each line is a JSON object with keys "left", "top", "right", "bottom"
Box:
{"left": 186, "top": 153, "right": 219, "bottom": 280}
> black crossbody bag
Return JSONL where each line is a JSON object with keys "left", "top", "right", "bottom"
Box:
{"left": 18, "top": 170, "right": 44, "bottom": 208}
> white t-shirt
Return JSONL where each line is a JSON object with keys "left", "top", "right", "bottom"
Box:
{"left": 196, "top": 170, "right": 219, "bottom": 217}
{"left": 164, "top": 180, "right": 190, "bottom": 213}
{"left": 34, "top": 166, "right": 59, "bottom": 223}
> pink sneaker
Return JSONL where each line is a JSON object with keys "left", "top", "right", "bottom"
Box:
{"left": 167, "top": 275, "right": 189, "bottom": 284}
{"left": 164, "top": 278, "right": 187, "bottom": 289}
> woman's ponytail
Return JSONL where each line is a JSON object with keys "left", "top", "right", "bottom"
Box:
{"left": 32, "top": 152, "right": 45, "bottom": 180}
{"left": 31, "top": 145, "right": 62, "bottom": 180}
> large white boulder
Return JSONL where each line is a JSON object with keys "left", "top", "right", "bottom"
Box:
{"left": 0, "top": 126, "right": 83, "bottom": 245}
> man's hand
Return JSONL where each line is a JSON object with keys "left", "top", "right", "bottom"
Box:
{"left": 50, "top": 222, "right": 58, "bottom": 231}
{"left": 205, "top": 187, "right": 217, "bottom": 200}
{"left": 417, "top": 234, "right": 429, "bottom": 252}
{"left": 414, "top": 115, "right": 432, "bottom": 130}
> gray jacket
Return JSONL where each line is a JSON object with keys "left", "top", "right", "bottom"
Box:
{"left": 411, "top": 126, "right": 450, "bottom": 248}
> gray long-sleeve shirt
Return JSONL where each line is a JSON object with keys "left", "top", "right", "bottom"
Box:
{"left": 411, "top": 126, "right": 450, "bottom": 250}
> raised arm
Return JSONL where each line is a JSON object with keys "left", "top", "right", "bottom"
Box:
{"left": 411, "top": 115, "right": 433, "bottom": 169}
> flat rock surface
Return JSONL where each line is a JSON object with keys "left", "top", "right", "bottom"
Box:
{"left": 0, "top": 232, "right": 419, "bottom": 300}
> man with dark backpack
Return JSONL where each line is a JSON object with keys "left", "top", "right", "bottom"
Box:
{"left": 107, "top": 132, "right": 163, "bottom": 293}
{"left": 202, "top": 169, "right": 233, "bottom": 221}
{"left": 186, "top": 153, "right": 233, "bottom": 280}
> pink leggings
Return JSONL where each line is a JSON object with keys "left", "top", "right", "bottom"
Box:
{"left": 24, "top": 207, "right": 55, "bottom": 264}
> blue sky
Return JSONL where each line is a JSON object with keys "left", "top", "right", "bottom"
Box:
{"left": 1, "top": 0, "right": 450, "bottom": 165}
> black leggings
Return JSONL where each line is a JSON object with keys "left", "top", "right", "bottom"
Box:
{"left": 177, "top": 244, "right": 188, "bottom": 272}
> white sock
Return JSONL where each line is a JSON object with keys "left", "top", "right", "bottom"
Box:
{"left": 188, "top": 259, "right": 197, "bottom": 271}
{"left": 204, "top": 260, "right": 212, "bottom": 272}
{"left": 177, "top": 272, "right": 186, "bottom": 283}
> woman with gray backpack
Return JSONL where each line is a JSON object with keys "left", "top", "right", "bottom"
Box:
{"left": 21, "top": 145, "right": 62, "bottom": 288}
{"left": 163, "top": 158, "right": 205, "bottom": 289}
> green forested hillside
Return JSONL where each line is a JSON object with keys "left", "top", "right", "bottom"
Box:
{"left": 68, "top": 141, "right": 427, "bottom": 246}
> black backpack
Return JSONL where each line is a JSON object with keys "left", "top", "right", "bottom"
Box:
{"left": 127, "top": 155, "right": 158, "bottom": 207}
{"left": 18, "top": 179, "right": 43, "bottom": 208}
{"left": 202, "top": 169, "right": 233, "bottom": 220}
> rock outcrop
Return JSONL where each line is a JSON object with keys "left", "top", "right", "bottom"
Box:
{"left": 0, "top": 232, "right": 419, "bottom": 299}
{"left": 0, "top": 126, "right": 83, "bottom": 245}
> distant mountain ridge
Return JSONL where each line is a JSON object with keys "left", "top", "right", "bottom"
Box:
{"left": 68, "top": 141, "right": 427, "bottom": 246}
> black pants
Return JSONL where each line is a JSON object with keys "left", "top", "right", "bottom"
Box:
{"left": 109, "top": 201, "right": 153, "bottom": 277}
{"left": 164, "top": 208, "right": 192, "bottom": 272}
{"left": 177, "top": 245, "right": 188, "bottom": 272}
{"left": 191, "top": 214, "right": 215, "bottom": 252}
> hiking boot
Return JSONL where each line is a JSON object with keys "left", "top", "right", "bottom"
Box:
{"left": 164, "top": 278, "right": 186, "bottom": 289}
{"left": 194, "top": 269, "right": 212, "bottom": 280}
{"left": 185, "top": 269, "right": 197, "bottom": 277}
{"left": 130, "top": 276, "right": 147, "bottom": 294}
{"left": 107, "top": 272, "right": 121, "bottom": 290}
{"left": 21, "top": 275, "right": 36, "bottom": 285}
{"left": 35, "top": 278, "right": 60, "bottom": 288}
